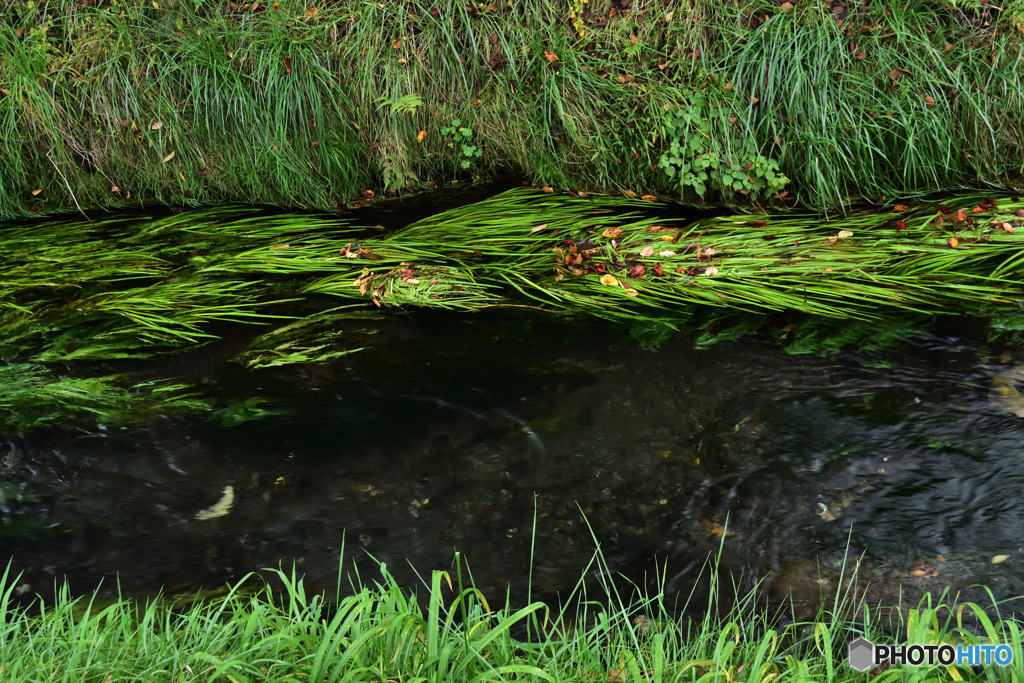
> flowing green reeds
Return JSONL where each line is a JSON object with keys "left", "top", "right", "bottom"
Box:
{"left": 3, "top": 188, "right": 1023, "bottom": 434}
{"left": 2, "top": 0, "right": 1023, "bottom": 217}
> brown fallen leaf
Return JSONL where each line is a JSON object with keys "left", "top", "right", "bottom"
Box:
{"left": 602, "top": 227, "right": 623, "bottom": 238}
{"left": 541, "top": 185, "right": 554, "bottom": 193}
{"left": 640, "top": 195, "right": 658, "bottom": 201}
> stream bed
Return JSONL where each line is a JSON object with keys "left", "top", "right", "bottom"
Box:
{"left": 2, "top": 308, "right": 1024, "bottom": 618}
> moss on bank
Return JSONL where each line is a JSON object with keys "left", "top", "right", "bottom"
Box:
{"left": 2, "top": 0, "right": 1023, "bottom": 218}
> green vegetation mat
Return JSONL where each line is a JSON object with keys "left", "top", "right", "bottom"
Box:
{"left": 3, "top": 0, "right": 1023, "bottom": 217}
{"left": 2, "top": 187, "right": 1023, "bottom": 434}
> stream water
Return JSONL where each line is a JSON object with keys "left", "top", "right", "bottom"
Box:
{"left": 2, "top": 307, "right": 1024, "bottom": 619}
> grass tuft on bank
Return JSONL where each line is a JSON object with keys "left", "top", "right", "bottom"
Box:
{"left": 2, "top": 0, "right": 1023, "bottom": 217}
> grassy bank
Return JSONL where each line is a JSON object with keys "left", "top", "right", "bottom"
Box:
{"left": 0, "top": 548, "right": 1021, "bottom": 682}
{"left": 2, "top": 0, "right": 1023, "bottom": 218}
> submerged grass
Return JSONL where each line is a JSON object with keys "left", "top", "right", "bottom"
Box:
{"left": 0, "top": 543, "right": 1021, "bottom": 681}
{"left": 2, "top": 187, "right": 1023, "bottom": 433}
{"left": 2, "top": 0, "right": 1023, "bottom": 217}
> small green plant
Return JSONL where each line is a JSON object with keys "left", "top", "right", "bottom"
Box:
{"left": 374, "top": 93, "right": 424, "bottom": 116}
{"left": 440, "top": 119, "right": 483, "bottom": 170}
{"left": 658, "top": 94, "right": 789, "bottom": 201}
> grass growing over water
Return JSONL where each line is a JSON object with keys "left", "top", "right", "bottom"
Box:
{"left": 3, "top": 0, "right": 1023, "bottom": 217}
{"left": 0, "top": 546, "right": 1021, "bottom": 681}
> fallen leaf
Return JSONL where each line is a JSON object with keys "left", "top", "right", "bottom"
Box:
{"left": 162, "top": 151, "right": 175, "bottom": 163}
{"left": 705, "top": 266, "right": 719, "bottom": 276}
{"left": 658, "top": 250, "right": 676, "bottom": 257}
{"left": 896, "top": 220, "right": 907, "bottom": 230}
{"left": 653, "top": 263, "right": 664, "bottom": 276}
{"left": 827, "top": 236, "right": 838, "bottom": 243}
{"left": 110, "top": 185, "right": 120, "bottom": 193}
{"left": 622, "top": 190, "right": 636, "bottom": 197}
{"left": 628, "top": 264, "right": 645, "bottom": 278}
{"left": 405, "top": 278, "right": 420, "bottom": 285}
{"left": 602, "top": 227, "right": 622, "bottom": 238}
{"left": 284, "top": 56, "right": 292, "bottom": 73}
{"left": 924, "top": 95, "right": 935, "bottom": 107}
{"left": 779, "top": 1, "right": 794, "bottom": 9}
{"left": 600, "top": 274, "right": 619, "bottom": 286}
{"left": 544, "top": 49, "right": 559, "bottom": 62}
{"left": 936, "top": 554, "right": 946, "bottom": 562}
{"left": 1000, "top": 222, "right": 1013, "bottom": 233}
{"left": 178, "top": 171, "right": 185, "bottom": 181}
{"left": 837, "top": 230, "right": 853, "bottom": 238}
{"left": 417, "top": 129, "right": 427, "bottom": 143}
{"left": 894, "top": 204, "right": 909, "bottom": 211}
{"left": 641, "top": 195, "right": 658, "bottom": 201}
{"left": 992, "top": 555, "right": 1009, "bottom": 564}
{"left": 531, "top": 223, "right": 548, "bottom": 233}
{"left": 30, "top": 189, "right": 42, "bottom": 196}
{"left": 639, "top": 246, "right": 654, "bottom": 257}
{"left": 948, "top": 237, "right": 958, "bottom": 248}
{"left": 541, "top": 185, "right": 554, "bottom": 193}
{"left": 151, "top": 121, "right": 163, "bottom": 130}
{"left": 269, "top": 243, "right": 290, "bottom": 250}
{"left": 704, "top": 247, "right": 717, "bottom": 256}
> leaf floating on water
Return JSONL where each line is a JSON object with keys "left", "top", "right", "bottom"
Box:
{"left": 195, "top": 486, "right": 234, "bottom": 520}
{"left": 992, "top": 555, "right": 1009, "bottom": 564}
{"left": 530, "top": 223, "right": 548, "bottom": 233}
{"left": 600, "top": 274, "right": 619, "bottom": 286}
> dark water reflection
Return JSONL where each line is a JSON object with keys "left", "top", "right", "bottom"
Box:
{"left": 3, "top": 312, "right": 1024, "bottom": 617}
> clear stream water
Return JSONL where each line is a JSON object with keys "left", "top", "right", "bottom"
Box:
{"left": 3, "top": 308, "right": 1024, "bottom": 617}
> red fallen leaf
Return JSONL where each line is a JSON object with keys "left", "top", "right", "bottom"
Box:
{"left": 544, "top": 50, "right": 559, "bottom": 62}
{"left": 956, "top": 209, "right": 968, "bottom": 221}
{"left": 628, "top": 264, "right": 646, "bottom": 278}
{"left": 653, "top": 262, "right": 664, "bottom": 276}
{"left": 285, "top": 56, "right": 292, "bottom": 73}
{"left": 753, "top": 220, "right": 766, "bottom": 227}
{"left": 971, "top": 205, "right": 986, "bottom": 213}
{"left": 311, "top": 140, "right": 319, "bottom": 148}
{"left": 896, "top": 220, "right": 907, "bottom": 230}
{"left": 198, "top": 167, "right": 208, "bottom": 176}
{"left": 1000, "top": 222, "right": 1013, "bottom": 233}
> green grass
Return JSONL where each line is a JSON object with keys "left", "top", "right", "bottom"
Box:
{"left": 3, "top": 188, "right": 1024, "bottom": 433}
{"left": 2, "top": 0, "right": 1023, "bottom": 217}
{"left": 0, "top": 540, "right": 1021, "bottom": 681}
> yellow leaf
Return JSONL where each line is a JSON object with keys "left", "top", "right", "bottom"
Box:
{"left": 178, "top": 171, "right": 185, "bottom": 181}
{"left": 152, "top": 0, "right": 158, "bottom": 6}
{"left": 622, "top": 190, "right": 636, "bottom": 197}
{"left": 30, "top": 189, "right": 42, "bottom": 196}
{"left": 600, "top": 274, "right": 619, "bottom": 286}
{"left": 530, "top": 223, "right": 548, "bottom": 233}
{"left": 162, "top": 150, "right": 175, "bottom": 163}
{"left": 992, "top": 555, "right": 1009, "bottom": 564}
{"left": 894, "top": 204, "right": 910, "bottom": 211}
{"left": 948, "top": 237, "right": 958, "bottom": 248}
{"left": 640, "top": 194, "right": 658, "bottom": 201}
{"left": 151, "top": 121, "right": 162, "bottom": 130}
{"left": 541, "top": 185, "right": 554, "bottom": 193}
{"left": 601, "top": 227, "right": 622, "bottom": 238}
{"left": 417, "top": 129, "right": 427, "bottom": 143}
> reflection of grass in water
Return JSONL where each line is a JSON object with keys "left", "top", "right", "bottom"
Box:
{"left": 0, "top": 531, "right": 1019, "bottom": 681}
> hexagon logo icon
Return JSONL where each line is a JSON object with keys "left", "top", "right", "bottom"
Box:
{"left": 848, "top": 637, "right": 876, "bottom": 672}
